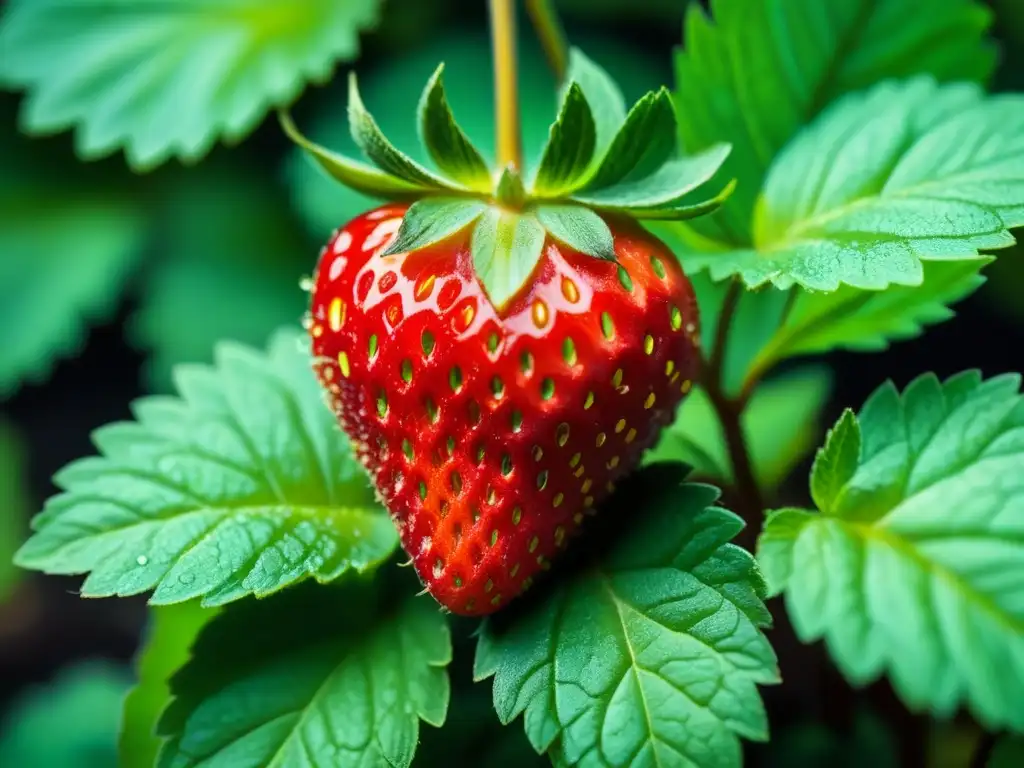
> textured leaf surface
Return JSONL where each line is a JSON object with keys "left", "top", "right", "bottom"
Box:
{"left": 15, "top": 328, "right": 398, "bottom": 607}
{"left": 647, "top": 367, "right": 831, "bottom": 492}
{"left": 689, "top": 79, "right": 1024, "bottom": 290}
{"left": 158, "top": 582, "right": 450, "bottom": 768}
{"left": 0, "top": 0, "right": 381, "bottom": 168}
{"left": 475, "top": 467, "right": 777, "bottom": 768}
{"left": 533, "top": 83, "right": 597, "bottom": 196}
{"left": 382, "top": 197, "right": 486, "bottom": 256}
{"left": 121, "top": 603, "right": 218, "bottom": 768}
{"left": 471, "top": 209, "right": 546, "bottom": 309}
{"left": 534, "top": 204, "right": 616, "bottom": 261}
{"left": 674, "top": 0, "right": 995, "bottom": 242}
{"left": 417, "top": 64, "right": 492, "bottom": 192}
{"left": 758, "top": 372, "right": 1024, "bottom": 730}
{"left": 561, "top": 48, "right": 627, "bottom": 164}
{"left": 130, "top": 168, "right": 311, "bottom": 391}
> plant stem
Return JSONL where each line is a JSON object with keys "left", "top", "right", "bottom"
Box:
{"left": 489, "top": 0, "right": 522, "bottom": 171}
{"left": 700, "top": 279, "right": 766, "bottom": 522}
{"left": 525, "top": 0, "right": 569, "bottom": 80}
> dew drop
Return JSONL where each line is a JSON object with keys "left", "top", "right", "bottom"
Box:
{"left": 136, "top": 555, "right": 148, "bottom": 566}
{"left": 178, "top": 572, "right": 196, "bottom": 586}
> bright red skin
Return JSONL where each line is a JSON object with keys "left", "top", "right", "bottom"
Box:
{"left": 309, "top": 204, "right": 700, "bottom": 616}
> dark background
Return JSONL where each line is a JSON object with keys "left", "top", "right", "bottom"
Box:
{"left": 1, "top": 0, "right": 1022, "bottom": 765}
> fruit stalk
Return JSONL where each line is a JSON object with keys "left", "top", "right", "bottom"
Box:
{"left": 525, "top": 0, "right": 569, "bottom": 80}
{"left": 489, "top": 0, "right": 522, "bottom": 171}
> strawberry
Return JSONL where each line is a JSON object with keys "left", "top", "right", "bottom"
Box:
{"left": 285, "top": 53, "right": 731, "bottom": 614}
{"left": 308, "top": 204, "right": 700, "bottom": 615}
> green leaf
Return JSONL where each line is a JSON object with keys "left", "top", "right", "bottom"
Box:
{"left": 286, "top": 31, "right": 666, "bottom": 237}
{"left": 130, "top": 166, "right": 311, "bottom": 392}
{"left": 0, "top": 419, "right": 28, "bottom": 601}
{"left": 647, "top": 367, "right": 832, "bottom": 492}
{"left": 158, "top": 581, "right": 451, "bottom": 768}
{"left": 417, "top": 64, "right": 493, "bottom": 192}
{"left": 471, "top": 209, "right": 546, "bottom": 309}
{"left": 689, "top": 79, "right": 1023, "bottom": 291}
{"left": 758, "top": 371, "right": 1024, "bottom": 730}
{"left": 561, "top": 48, "right": 627, "bottom": 162}
{"left": 0, "top": 661, "right": 130, "bottom": 768}
{"left": 533, "top": 83, "right": 597, "bottom": 196}
{"left": 15, "top": 327, "right": 398, "bottom": 607}
{"left": 475, "top": 467, "right": 777, "bottom": 767}
{"left": 0, "top": 147, "right": 145, "bottom": 397}
{"left": 673, "top": 0, "right": 995, "bottom": 242}
{"left": 746, "top": 259, "right": 989, "bottom": 384}
{"left": 120, "top": 603, "right": 219, "bottom": 768}
{"left": 382, "top": 197, "right": 486, "bottom": 256}
{"left": 0, "top": 0, "right": 381, "bottom": 169}
{"left": 347, "top": 73, "right": 462, "bottom": 192}
{"left": 809, "top": 409, "right": 860, "bottom": 514}
{"left": 534, "top": 204, "right": 616, "bottom": 261}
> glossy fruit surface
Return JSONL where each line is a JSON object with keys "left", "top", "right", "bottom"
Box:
{"left": 309, "top": 204, "right": 700, "bottom": 615}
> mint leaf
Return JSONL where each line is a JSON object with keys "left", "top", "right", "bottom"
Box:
{"left": 121, "top": 603, "right": 218, "bottom": 768}
{"left": 129, "top": 167, "right": 311, "bottom": 391}
{"left": 471, "top": 209, "right": 546, "bottom": 309}
{"left": 475, "top": 467, "right": 777, "bottom": 767}
{"left": 758, "top": 371, "right": 1024, "bottom": 730}
{"left": 534, "top": 204, "right": 616, "bottom": 261}
{"left": 533, "top": 83, "right": 597, "bottom": 196}
{"left": 689, "top": 79, "right": 1023, "bottom": 291}
{"left": 417, "top": 63, "right": 493, "bottom": 192}
{"left": 647, "top": 367, "right": 832, "bottom": 492}
{"left": 15, "top": 327, "right": 398, "bottom": 607}
{"left": 561, "top": 48, "right": 627, "bottom": 162}
{"left": 382, "top": 197, "right": 486, "bottom": 256}
{"left": 674, "top": 0, "right": 995, "bottom": 241}
{"left": 0, "top": 0, "right": 381, "bottom": 169}
{"left": 0, "top": 419, "right": 28, "bottom": 602}
{"left": 0, "top": 147, "right": 145, "bottom": 397}
{"left": 809, "top": 409, "right": 860, "bottom": 514}
{"left": 158, "top": 582, "right": 451, "bottom": 768}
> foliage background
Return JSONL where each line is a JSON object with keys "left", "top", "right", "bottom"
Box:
{"left": 0, "top": 0, "right": 1022, "bottom": 765}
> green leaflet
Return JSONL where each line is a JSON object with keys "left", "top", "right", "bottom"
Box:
{"left": 475, "top": 467, "right": 777, "bottom": 767}
{"left": 758, "top": 371, "right": 1024, "bottom": 731}
{"left": 533, "top": 83, "right": 597, "bottom": 196}
{"left": 417, "top": 64, "right": 493, "bottom": 192}
{"left": 534, "top": 204, "right": 616, "bottom": 261}
{"left": 15, "top": 328, "right": 398, "bottom": 607}
{"left": 382, "top": 197, "right": 486, "bottom": 256}
{"left": 809, "top": 409, "right": 859, "bottom": 514}
{"left": 0, "top": 0, "right": 381, "bottom": 169}
{"left": 561, "top": 48, "right": 627, "bottom": 163}
{"left": 673, "top": 0, "right": 995, "bottom": 243}
{"left": 471, "top": 209, "right": 546, "bottom": 309}
{"left": 120, "top": 603, "right": 219, "bottom": 768}
{"left": 157, "top": 582, "right": 451, "bottom": 768}
{"left": 688, "top": 79, "right": 1023, "bottom": 291}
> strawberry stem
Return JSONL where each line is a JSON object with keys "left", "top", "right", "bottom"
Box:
{"left": 489, "top": 0, "right": 522, "bottom": 171}
{"left": 525, "top": 0, "right": 568, "bottom": 81}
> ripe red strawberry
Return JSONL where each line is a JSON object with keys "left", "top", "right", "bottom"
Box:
{"left": 308, "top": 204, "right": 700, "bottom": 615}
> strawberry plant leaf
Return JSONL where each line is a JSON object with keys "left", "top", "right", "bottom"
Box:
{"left": 417, "top": 64, "right": 493, "bottom": 192}
{"left": 157, "top": 581, "right": 451, "bottom": 768}
{"left": 382, "top": 198, "right": 487, "bottom": 257}
{"left": 0, "top": 419, "right": 29, "bottom": 601}
{"left": 120, "top": 603, "right": 218, "bottom": 768}
{"left": 561, "top": 48, "right": 627, "bottom": 162}
{"left": 0, "top": 0, "right": 381, "bottom": 169}
{"left": 758, "top": 371, "right": 1024, "bottom": 731}
{"left": 534, "top": 204, "right": 616, "bottom": 261}
{"left": 533, "top": 83, "right": 597, "bottom": 197}
{"left": 647, "top": 367, "right": 832, "bottom": 492}
{"left": 809, "top": 409, "right": 860, "bottom": 514}
{"left": 471, "top": 209, "right": 546, "bottom": 309}
{"left": 673, "top": 0, "right": 995, "bottom": 242}
{"left": 475, "top": 467, "right": 777, "bottom": 767}
{"left": 689, "top": 79, "right": 1024, "bottom": 291}
{"left": 130, "top": 166, "right": 311, "bottom": 391}
{"left": 15, "top": 327, "right": 399, "bottom": 607}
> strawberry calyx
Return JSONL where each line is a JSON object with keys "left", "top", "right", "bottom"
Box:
{"left": 281, "top": 47, "right": 734, "bottom": 309}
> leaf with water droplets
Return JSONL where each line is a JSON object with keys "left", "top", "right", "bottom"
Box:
{"left": 15, "top": 327, "right": 398, "bottom": 607}
{"left": 157, "top": 581, "right": 450, "bottom": 768}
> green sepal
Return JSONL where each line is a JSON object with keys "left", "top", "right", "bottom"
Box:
{"left": 561, "top": 48, "right": 627, "bottom": 163}
{"left": 616, "top": 178, "right": 737, "bottom": 220}
{"left": 279, "top": 111, "right": 428, "bottom": 200}
{"left": 417, "top": 64, "right": 493, "bottom": 192}
{"left": 533, "top": 82, "right": 597, "bottom": 197}
{"left": 470, "top": 208, "right": 546, "bottom": 309}
{"left": 347, "top": 72, "right": 464, "bottom": 192}
{"left": 534, "top": 204, "right": 616, "bottom": 261}
{"left": 494, "top": 166, "right": 527, "bottom": 209}
{"left": 381, "top": 197, "right": 486, "bottom": 257}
